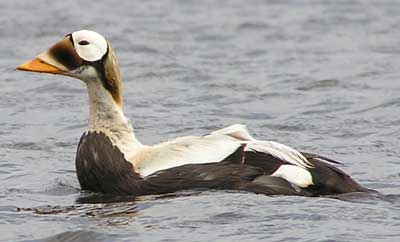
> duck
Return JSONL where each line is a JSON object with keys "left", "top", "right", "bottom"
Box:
{"left": 17, "top": 30, "right": 373, "bottom": 196}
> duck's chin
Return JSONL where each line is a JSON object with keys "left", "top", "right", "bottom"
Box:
{"left": 66, "top": 65, "right": 100, "bottom": 83}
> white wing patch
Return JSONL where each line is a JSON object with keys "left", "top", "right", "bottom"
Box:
{"left": 211, "top": 124, "right": 312, "bottom": 168}
{"left": 271, "top": 164, "right": 313, "bottom": 188}
{"left": 131, "top": 124, "right": 314, "bottom": 188}
{"left": 244, "top": 141, "right": 313, "bottom": 168}
{"left": 210, "top": 124, "right": 256, "bottom": 141}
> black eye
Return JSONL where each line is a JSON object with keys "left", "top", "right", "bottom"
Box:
{"left": 79, "top": 40, "right": 90, "bottom": 45}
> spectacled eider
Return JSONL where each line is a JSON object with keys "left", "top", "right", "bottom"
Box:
{"left": 17, "top": 30, "right": 373, "bottom": 196}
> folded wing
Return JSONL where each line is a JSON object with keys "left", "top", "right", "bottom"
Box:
{"left": 134, "top": 124, "right": 315, "bottom": 189}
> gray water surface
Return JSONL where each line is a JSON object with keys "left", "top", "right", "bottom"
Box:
{"left": 1, "top": 0, "right": 400, "bottom": 241}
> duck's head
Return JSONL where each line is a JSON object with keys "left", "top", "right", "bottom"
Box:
{"left": 17, "top": 30, "right": 122, "bottom": 105}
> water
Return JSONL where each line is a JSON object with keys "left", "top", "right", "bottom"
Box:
{"left": 1, "top": 0, "right": 400, "bottom": 241}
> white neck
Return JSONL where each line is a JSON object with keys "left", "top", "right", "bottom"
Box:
{"left": 85, "top": 79, "right": 144, "bottom": 160}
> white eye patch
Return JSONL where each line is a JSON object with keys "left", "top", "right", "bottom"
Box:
{"left": 72, "top": 30, "right": 108, "bottom": 62}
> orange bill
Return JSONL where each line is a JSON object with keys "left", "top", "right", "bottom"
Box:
{"left": 17, "top": 58, "right": 63, "bottom": 74}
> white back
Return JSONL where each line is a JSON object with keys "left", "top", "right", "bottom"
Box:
{"left": 72, "top": 30, "right": 108, "bottom": 62}
{"left": 133, "top": 124, "right": 312, "bottom": 179}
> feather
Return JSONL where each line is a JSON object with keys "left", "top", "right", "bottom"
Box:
{"left": 133, "top": 124, "right": 312, "bottom": 179}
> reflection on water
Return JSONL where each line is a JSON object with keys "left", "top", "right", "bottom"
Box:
{"left": 25, "top": 231, "right": 114, "bottom": 242}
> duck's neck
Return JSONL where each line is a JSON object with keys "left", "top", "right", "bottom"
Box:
{"left": 86, "top": 80, "right": 143, "bottom": 160}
